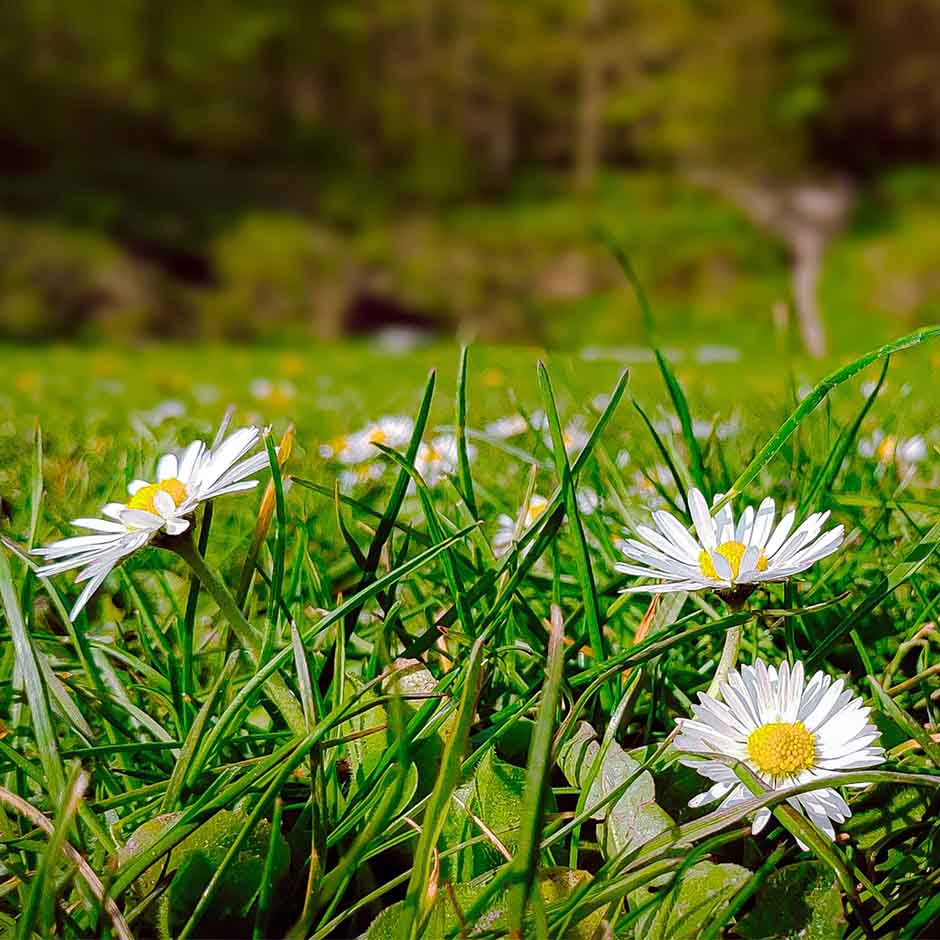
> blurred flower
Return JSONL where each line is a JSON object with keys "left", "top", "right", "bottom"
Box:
{"left": 141, "top": 399, "right": 186, "bottom": 426}
{"left": 36, "top": 425, "right": 271, "bottom": 619}
{"left": 858, "top": 429, "right": 927, "bottom": 466}
{"left": 339, "top": 461, "right": 386, "bottom": 493}
{"left": 485, "top": 414, "right": 528, "bottom": 439}
{"left": 577, "top": 487, "right": 599, "bottom": 516}
{"left": 494, "top": 493, "right": 548, "bottom": 557}
{"left": 250, "top": 378, "right": 297, "bottom": 410}
{"left": 618, "top": 488, "right": 843, "bottom": 596}
{"left": 194, "top": 383, "right": 221, "bottom": 406}
{"left": 320, "top": 416, "right": 413, "bottom": 464}
{"left": 414, "top": 434, "right": 474, "bottom": 487}
{"left": 694, "top": 344, "right": 741, "bottom": 364}
{"left": 543, "top": 418, "right": 589, "bottom": 456}
{"left": 677, "top": 659, "right": 883, "bottom": 845}
{"left": 278, "top": 353, "right": 305, "bottom": 378}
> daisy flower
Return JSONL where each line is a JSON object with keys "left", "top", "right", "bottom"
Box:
{"left": 617, "top": 488, "right": 843, "bottom": 598}
{"left": 319, "top": 416, "right": 413, "bottom": 464}
{"left": 36, "top": 425, "right": 272, "bottom": 619}
{"left": 414, "top": 434, "right": 474, "bottom": 487}
{"left": 544, "top": 418, "right": 589, "bottom": 456}
{"left": 676, "top": 659, "right": 884, "bottom": 844}
{"left": 339, "top": 461, "right": 386, "bottom": 493}
{"left": 485, "top": 414, "right": 528, "bottom": 439}
{"left": 494, "top": 494, "right": 548, "bottom": 557}
{"left": 858, "top": 430, "right": 927, "bottom": 466}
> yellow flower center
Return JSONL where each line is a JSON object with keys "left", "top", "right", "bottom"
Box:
{"left": 747, "top": 721, "right": 816, "bottom": 777}
{"left": 698, "top": 540, "right": 769, "bottom": 581}
{"left": 127, "top": 478, "right": 188, "bottom": 515}
{"left": 525, "top": 499, "right": 547, "bottom": 526}
{"left": 875, "top": 436, "right": 896, "bottom": 463}
{"left": 367, "top": 428, "right": 387, "bottom": 445}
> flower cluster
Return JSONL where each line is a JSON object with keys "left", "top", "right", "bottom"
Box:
{"left": 35, "top": 409, "right": 884, "bottom": 850}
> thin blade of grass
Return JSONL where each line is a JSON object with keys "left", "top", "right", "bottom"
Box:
{"left": 538, "top": 360, "right": 610, "bottom": 708}
{"left": 401, "top": 636, "right": 485, "bottom": 939}
{"left": 0, "top": 548, "right": 64, "bottom": 801}
{"left": 455, "top": 345, "right": 479, "bottom": 519}
{"left": 508, "top": 604, "right": 566, "bottom": 934}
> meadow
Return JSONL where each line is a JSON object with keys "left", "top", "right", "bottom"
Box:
{"left": 1, "top": 325, "right": 939, "bottom": 940}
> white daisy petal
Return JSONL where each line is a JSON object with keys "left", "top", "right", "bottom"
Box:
{"left": 734, "top": 505, "right": 754, "bottom": 544}
{"left": 652, "top": 511, "right": 703, "bottom": 562}
{"left": 156, "top": 453, "right": 178, "bottom": 482}
{"left": 713, "top": 492, "right": 735, "bottom": 545}
{"left": 764, "top": 509, "right": 796, "bottom": 557}
{"left": 688, "top": 488, "right": 717, "bottom": 550}
{"left": 747, "top": 497, "right": 776, "bottom": 549}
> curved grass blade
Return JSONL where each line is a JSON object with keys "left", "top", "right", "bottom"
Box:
{"left": 714, "top": 325, "right": 940, "bottom": 513}
{"left": 801, "top": 356, "right": 888, "bottom": 512}
{"left": 807, "top": 518, "right": 940, "bottom": 666}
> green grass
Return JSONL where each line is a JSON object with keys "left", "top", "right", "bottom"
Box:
{"left": 1, "top": 331, "right": 939, "bottom": 939}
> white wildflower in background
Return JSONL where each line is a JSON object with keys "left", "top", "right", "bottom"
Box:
{"left": 339, "top": 461, "right": 386, "bottom": 493}
{"left": 494, "top": 494, "right": 549, "bottom": 557}
{"left": 35, "top": 425, "right": 272, "bottom": 619}
{"left": 319, "top": 415, "right": 413, "bottom": 464}
{"left": 676, "top": 659, "right": 884, "bottom": 844}
{"left": 141, "top": 399, "right": 186, "bottom": 427}
{"left": 485, "top": 414, "right": 528, "bottom": 439}
{"left": 858, "top": 430, "right": 927, "bottom": 466}
{"left": 577, "top": 487, "right": 600, "bottom": 516}
{"left": 250, "top": 378, "right": 296, "bottom": 407}
{"left": 544, "top": 418, "right": 589, "bottom": 456}
{"left": 617, "top": 487, "right": 843, "bottom": 596}
{"left": 413, "top": 434, "right": 474, "bottom": 487}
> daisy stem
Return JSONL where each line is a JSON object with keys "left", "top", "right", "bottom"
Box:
{"left": 169, "top": 534, "right": 307, "bottom": 736}
{"left": 707, "top": 625, "right": 742, "bottom": 699}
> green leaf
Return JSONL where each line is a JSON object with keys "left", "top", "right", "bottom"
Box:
{"left": 365, "top": 869, "right": 601, "bottom": 940}
{"left": 557, "top": 721, "right": 672, "bottom": 858}
{"left": 735, "top": 862, "right": 845, "bottom": 940}
{"left": 118, "top": 808, "right": 288, "bottom": 935}
{"left": 401, "top": 636, "right": 485, "bottom": 939}
{"left": 842, "top": 783, "right": 934, "bottom": 851}
{"left": 631, "top": 861, "right": 750, "bottom": 940}
{"left": 442, "top": 749, "right": 526, "bottom": 881}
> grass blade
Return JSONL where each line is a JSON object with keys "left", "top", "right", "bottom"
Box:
{"left": 508, "top": 604, "right": 566, "bottom": 934}
{"left": 0, "top": 548, "right": 64, "bottom": 801}
{"left": 715, "top": 326, "right": 940, "bottom": 513}
{"left": 401, "top": 636, "right": 485, "bottom": 938}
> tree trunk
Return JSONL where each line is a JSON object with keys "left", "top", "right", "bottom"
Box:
{"left": 575, "top": 0, "right": 607, "bottom": 192}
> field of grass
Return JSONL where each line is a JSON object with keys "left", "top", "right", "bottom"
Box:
{"left": 1, "top": 328, "right": 940, "bottom": 939}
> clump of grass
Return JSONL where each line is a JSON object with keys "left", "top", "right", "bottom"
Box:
{"left": 0, "top": 324, "right": 939, "bottom": 939}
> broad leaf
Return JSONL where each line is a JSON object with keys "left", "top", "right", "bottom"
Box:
{"left": 736, "top": 862, "right": 845, "bottom": 940}
{"left": 558, "top": 720, "right": 672, "bottom": 857}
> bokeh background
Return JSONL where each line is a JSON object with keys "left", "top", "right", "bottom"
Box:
{"left": 0, "top": 1, "right": 939, "bottom": 356}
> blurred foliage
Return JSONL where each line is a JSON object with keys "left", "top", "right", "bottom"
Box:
{"left": 0, "top": 0, "right": 939, "bottom": 342}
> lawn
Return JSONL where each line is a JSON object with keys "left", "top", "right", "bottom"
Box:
{"left": 1, "top": 330, "right": 939, "bottom": 939}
